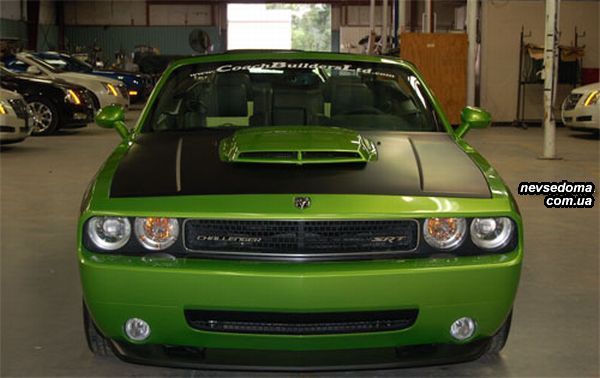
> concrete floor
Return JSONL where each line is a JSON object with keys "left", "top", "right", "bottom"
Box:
{"left": 1, "top": 110, "right": 598, "bottom": 377}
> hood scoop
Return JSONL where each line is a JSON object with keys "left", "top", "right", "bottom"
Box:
{"left": 219, "top": 126, "right": 378, "bottom": 165}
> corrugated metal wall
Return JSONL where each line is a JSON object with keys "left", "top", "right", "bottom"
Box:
{"left": 0, "top": 18, "right": 27, "bottom": 42}
{"left": 37, "top": 24, "right": 58, "bottom": 51}
{"left": 0, "top": 18, "right": 57, "bottom": 51}
{"left": 64, "top": 26, "right": 223, "bottom": 60}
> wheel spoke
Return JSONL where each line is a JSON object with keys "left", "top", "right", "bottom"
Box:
{"left": 27, "top": 102, "right": 53, "bottom": 133}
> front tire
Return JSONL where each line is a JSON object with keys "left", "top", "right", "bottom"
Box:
{"left": 83, "top": 302, "right": 113, "bottom": 357}
{"left": 28, "top": 98, "right": 59, "bottom": 135}
{"left": 482, "top": 311, "right": 512, "bottom": 357}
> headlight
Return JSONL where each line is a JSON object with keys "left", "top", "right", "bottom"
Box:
{"left": 87, "top": 216, "right": 131, "bottom": 250}
{"left": 103, "top": 82, "right": 119, "bottom": 96}
{"left": 65, "top": 89, "right": 81, "bottom": 105}
{"left": 470, "top": 217, "right": 514, "bottom": 250}
{"left": 134, "top": 217, "right": 179, "bottom": 250}
{"left": 423, "top": 218, "right": 467, "bottom": 250}
{"left": 584, "top": 90, "right": 599, "bottom": 106}
{"left": 0, "top": 100, "right": 15, "bottom": 115}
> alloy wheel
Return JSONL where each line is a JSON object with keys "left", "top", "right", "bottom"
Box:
{"left": 28, "top": 102, "right": 53, "bottom": 133}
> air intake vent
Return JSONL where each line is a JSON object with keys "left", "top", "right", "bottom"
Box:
{"left": 238, "top": 151, "right": 297, "bottom": 160}
{"left": 185, "top": 309, "right": 419, "bottom": 335}
{"left": 302, "top": 151, "right": 362, "bottom": 160}
{"left": 219, "top": 126, "right": 377, "bottom": 165}
{"left": 237, "top": 150, "right": 364, "bottom": 163}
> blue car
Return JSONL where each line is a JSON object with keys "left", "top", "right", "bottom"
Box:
{"left": 32, "top": 52, "right": 153, "bottom": 103}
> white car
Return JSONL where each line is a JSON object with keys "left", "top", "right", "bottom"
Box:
{"left": 9, "top": 53, "right": 129, "bottom": 110}
{"left": 0, "top": 88, "right": 31, "bottom": 144}
{"left": 561, "top": 82, "right": 599, "bottom": 133}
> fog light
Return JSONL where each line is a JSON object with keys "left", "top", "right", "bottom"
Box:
{"left": 73, "top": 112, "right": 88, "bottom": 120}
{"left": 124, "top": 318, "right": 151, "bottom": 341}
{"left": 450, "top": 317, "right": 476, "bottom": 341}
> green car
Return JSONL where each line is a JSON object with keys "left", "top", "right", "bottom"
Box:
{"left": 79, "top": 51, "right": 522, "bottom": 370}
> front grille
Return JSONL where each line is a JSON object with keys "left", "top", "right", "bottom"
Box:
{"left": 185, "top": 309, "right": 418, "bottom": 335}
{"left": 0, "top": 126, "right": 15, "bottom": 132}
{"left": 86, "top": 91, "right": 100, "bottom": 110}
{"left": 183, "top": 220, "right": 418, "bottom": 260}
{"left": 118, "top": 85, "right": 129, "bottom": 98}
{"left": 563, "top": 93, "right": 582, "bottom": 110}
{"left": 78, "top": 89, "right": 95, "bottom": 108}
{"left": 8, "top": 99, "right": 29, "bottom": 119}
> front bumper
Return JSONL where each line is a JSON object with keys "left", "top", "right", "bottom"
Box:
{"left": 97, "top": 92, "right": 129, "bottom": 110}
{"left": 109, "top": 338, "right": 492, "bottom": 371}
{"left": 0, "top": 116, "right": 30, "bottom": 143}
{"left": 80, "top": 246, "right": 521, "bottom": 367}
{"left": 128, "top": 83, "right": 153, "bottom": 103}
{"left": 562, "top": 106, "right": 599, "bottom": 130}
{"left": 62, "top": 103, "right": 94, "bottom": 127}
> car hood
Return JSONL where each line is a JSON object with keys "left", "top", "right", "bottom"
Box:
{"left": 93, "top": 69, "right": 145, "bottom": 78}
{"left": 109, "top": 130, "right": 490, "bottom": 199}
{"left": 0, "top": 88, "right": 23, "bottom": 100}
{"left": 54, "top": 71, "right": 122, "bottom": 86}
{"left": 14, "top": 73, "right": 81, "bottom": 90}
{"left": 572, "top": 82, "right": 599, "bottom": 94}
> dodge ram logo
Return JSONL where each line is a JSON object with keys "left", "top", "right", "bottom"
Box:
{"left": 294, "top": 196, "right": 311, "bottom": 209}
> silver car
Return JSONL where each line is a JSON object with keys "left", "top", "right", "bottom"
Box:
{"left": 0, "top": 88, "right": 31, "bottom": 144}
{"left": 561, "top": 82, "right": 599, "bottom": 133}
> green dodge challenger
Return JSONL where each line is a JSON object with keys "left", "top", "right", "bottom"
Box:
{"left": 79, "top": 51, "right": 522, "bottom": 370}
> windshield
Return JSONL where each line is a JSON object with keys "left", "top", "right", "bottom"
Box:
{"left": 143, "top": 59, "right": 441, "bottom": 133}
{"left": 39, "top": 54, "right": 92, "bottom": 73}
{"left": 26, "top": 56, "right": 62, "bottom": 73}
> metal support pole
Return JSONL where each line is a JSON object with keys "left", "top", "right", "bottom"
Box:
{"left": 542, "top": 0, "right": 560, "bottom": 159}
{"left": 423, "top": 0, "right": 432, "bottom": 33}
{"left": 367, "top": 0, "right": 376, "bottom": 54}
{"left": 382, "top": 0, "right": 389, "bottom": 52}
{"left": 466, "top": 0, "right": 478, "bottom": 106}
{"left": 398, "top": 0, "right": 407, "bottom": 34}
{"left": 393, "top": 0, "right": 399, "bottom": 48}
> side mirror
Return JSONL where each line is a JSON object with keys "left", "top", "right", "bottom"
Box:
{"left": 26, "top": 66, "right": 41, "bottom": 75}
{"left": 95, "top": 105, "right": 130, "bottom": 140}
{"left": 455, "top": 106, "right": 491, "bottom": 138}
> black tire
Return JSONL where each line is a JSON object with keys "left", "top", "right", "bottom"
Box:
{"left": 28, "top": 98, "right": 59, "bottom": 135}
{"left": 482, "top": 311, "right": 512, "bottom": 358}
{"left": 83, "top": 301, "right": 113, "bottom": 357}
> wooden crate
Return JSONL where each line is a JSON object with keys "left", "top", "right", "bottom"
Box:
{"left": 400, "top": 33, "right": 468, "bottom": 125}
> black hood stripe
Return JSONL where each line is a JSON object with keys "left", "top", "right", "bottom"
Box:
{"left": 110, "top": 130, "right": 490, "bottom": 199}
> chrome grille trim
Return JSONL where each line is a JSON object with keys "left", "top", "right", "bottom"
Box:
{"left": 563, "top": 93, "right": 582, "bottom": 110}
{"left": 182, "top": 219, "right": 420, "bottom": 260}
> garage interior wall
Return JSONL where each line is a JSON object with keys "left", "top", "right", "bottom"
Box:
{"left": 0, "top": 0, "right": 57, "bottom": 50}
{"left": 62, "top": 1, "right": 223, "bottom": 57}
{"left": 480, "top": 0, "right": 599, "bottom": 123}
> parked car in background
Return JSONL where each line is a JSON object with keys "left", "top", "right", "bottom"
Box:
{"left": 3, "top": 53, "right": 129, "bottom": 110}
{"left": 1, "top": 66, "right": 94, "bottom": 135}
{"left": 0, "top": 88, "right": 30, "bottom": 144}
{"left": 33, "top": 52, "right": 153, "bottom": 103}
{"left": 561, "top": 82, "right": 599, "bottom": 134}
